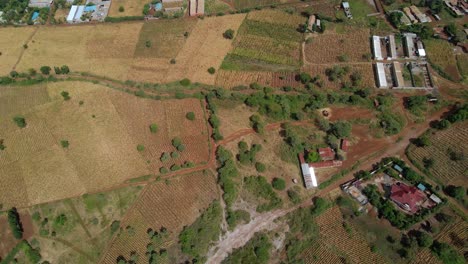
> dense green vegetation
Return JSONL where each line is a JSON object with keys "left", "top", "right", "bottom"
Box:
{"left": 179, "top": 201, "right": 223, "bottom": 262}
{"left": 430, "top": 240, "right": 465, "bottom": 264}
{"left": 222, "top": 233, "right": 272, "bottom": 264}
{"left": 216, "top": 146, "right": 239, "bottom": 207}
{"left": 7, "top": 207, "right": 23, "bottom": 239}
{"left": 244, "top": 176, "right": 282, "bottom": 212}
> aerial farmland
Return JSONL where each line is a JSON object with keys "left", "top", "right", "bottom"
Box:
{"left": 0, "top": 0, "right": 467, "bottom": 263}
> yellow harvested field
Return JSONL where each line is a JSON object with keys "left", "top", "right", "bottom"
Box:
{"left": 0, "top": 27, "right": 36, "bottom": 75}
{"left": 0, "top": 81, "right": 171, "bottom": 207}
{"left": 16, "top": 23, "right": 143, "bottom": 80}
{"left": 101, "top": 171, "right": 219, "bottom": 263}
{"left": 164, "top": 14, "right": 246, "bottom": 85}
{"left": 247, "top": 9, "right": 306, "bottom": 27}
{"left": 109, "top": 0, "right": 147, "bottom": 17}
{"left": 304, "top": 27, "right": 370, "bottom": 64}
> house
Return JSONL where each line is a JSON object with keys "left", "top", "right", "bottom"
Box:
{"left": 342, "top": 2, "right": 353, "bottom": 19}
{"left": 393, "top": 164, "right": 403, "bottom": 173}
{"left": 300, "top": 163, "right": 318, "bottom": 189}
{"left": 429, "top": 194, "right": 442, "bottom": 204}
{"left": 28, "top": 0, "right": 53, "bottom": 8}
{"left": 189, "top": 0, "right": 204, "bottom": 16}
{"left": 390, "top": 182, "right": 427, "bottom": 213}
{"left": 403, "top": 33, "right": 417, "bottom": 58}
{"left": 410, "top": 5, "right": 431, "bottom": 23}
{"left": 416, "top": 40, "right": 426, "bottom": 57}
{"left": 340, "top": 139, "right": 349, "bottom": 152}
{"left": 375, "top": 63, "right": 388, "bottom": 88}
{"left": 417, "top": 183, "right": 426, "bottom": 191}
{"left": 341, "top": 180, "right": 368, "bottom": 205}
{"left": 392, "top": 62, "right": 405, "bottom": 87}
{"left": 387, "top": 35, "right": 398, "bottom": 60}
{"left": 403, "top": 7, "right": 417, "bottom": 23}
{"left": 67, "top": 5, "right": 85, "bottom": 23}
{"left": 318, "top": 147, "right": 335, "bottom": 161}
{"left": 372, "top": 36, "right": 383, "bottom": 60}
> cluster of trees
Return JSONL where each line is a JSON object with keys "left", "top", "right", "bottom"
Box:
{"left": 216, "top": 146, "right": 239, "bottom": 208}
{"left": 226, "top": 209, "right": 250, "bottom": 230}
{"left": 443, "top": 185, "right": 465, "bottom": 203}
{"left": 405, "top": 95, "right": 429, "bottom": 115}
{"left": 7, "top": 208, "right": 23, "bottom": 239}
{"left": 0, "top": 0, "right": 28, "bottom": 23}
{"left": 249, "top": 114, "right": 265, "bottom": 134}
{"left": 171, "top": 137, "right": 185, "bottom": 152}
{"left": 297, "top": 72, "right": 323, "bottom": 89}
{"left": 244, "top": 176, "right": 282, "bottom": 212}
{"left": 179, "top": 201, "right": 222, "bottom": 262}
{"left": 378, "top": 111, "right": 405, "bottom": 135}
{"left": 325, "top": 65, "right": 350, "bottom": 82}
{"left": 237, "top": 140, "right": 262, "bottom": 165}
{"left": 430, "top": 240, "right": 465, "bottom": 264}
{"left": 222, "top": 233, "right": 271, "bottom": 264}
{"left": 206, "top": 96, "right": 223, "bottom": 141}
{"left": 433, "top": 103, "right": 467, "bottom": 130}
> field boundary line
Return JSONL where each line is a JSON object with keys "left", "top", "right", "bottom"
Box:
{"left": 12, "top": 27, "right": 39, "bottom": 71}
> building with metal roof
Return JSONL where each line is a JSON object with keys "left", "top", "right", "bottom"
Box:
{"left": 375, "top": 63, "right": 388, "bottom": 88}
{"left": 416, "top": 40, "right": 426, "bottom": 57}
{"left": 372, "top": 36, "right": 383, "bottom": 60}
{"left": 403, "top": 33, "right": 417, "bottom": 58}
{"left": 392, "top": 62, "right": 405, "bottom": 87}
{"left": 388, "top": 34, "right": 398, "bottom": 60}
{"left": 300, "top": 163, "right": 318, "bottom": 189}
{"left": 28, "top": 0, "right": 53, "bottom": 8}
{"left": 67, "top": 5, "right": 78, "bottom": 23}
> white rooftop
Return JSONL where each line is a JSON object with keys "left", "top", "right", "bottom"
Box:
{"left": 301, "top": 163, "right": 318, "bottom": 189}
{"left": 372, "top": 36, "right": 383, "bottom": 60}
{"left": 376, "top": 63, "right": 388, "bottom": 88}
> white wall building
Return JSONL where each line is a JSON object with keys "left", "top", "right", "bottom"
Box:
{"left": 300, "top": 163, "right": 318, "bottom": 189}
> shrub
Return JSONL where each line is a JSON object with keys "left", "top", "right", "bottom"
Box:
{"left": 60, "top": 65, "right": 70, "bottom": 74}
{"left": 137, "top": 144, "right": 145, "bottom": 151}
{"left": 149, "top": 123, "right": 158, "bottom": 133}
{"left": 10, "top": 71, "right": 18, "bottom": 78}
{"left": 171, "top": 151, "right": 179, "bottom": 159}
{"left": 160, "top": 167, "right": 168, "bottom": 174}
{"left": 119, "top": 5, "right": 124, "bottom": 12}
{"left": 223, "top": 29, "right": 235, "bottom": 39}
{"left": 54, "top": 67, "right": 62, "bottom": 74}
{"left": 287, "top": 188, "right": 301, "bottom": 204}
{"left": 160, "top": 152, "right": 170, "bottom": 162}
{"left": 40, "top": 66, "right": 51, "bottom": 75}
{"left": 172, "top": 137, "right": 182, "bottom": 148}
{"left": 60, "top": 140, "right": 69, "bottom": 148}
{"left": 272, "top": 178, "right": 286, "bottom": 190}
{"left": 186, "top": 112, "right": 195, "bottom": 120}
{"left": 177, "top": 144, "right": 186, "bottom": 152}
{"left": 180, "top": 78, "right": 191, "bottom": 86}
{"left": 170, "top": 164, "right": 181, "bottom": 171}
{"left": 170, "top": 58, "right": 176, "bottom": 64}
{"left": 61, "top": 91, "right": 71, "bottom": 101}
{"left": 13, "top": 116, "right": 27, "bottom": 128}
{"left": 208, "top": 67, "right": 216, "bottom": 74}
{"left": 255, "top": 162, "right": 266, "bottom": 172}
{"left": 145, "top": 40, "right": 152, "bottom": 48}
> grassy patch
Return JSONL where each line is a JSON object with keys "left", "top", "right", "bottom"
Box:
{"left": 134, "top": 19, "right": 197, "bottom": 58}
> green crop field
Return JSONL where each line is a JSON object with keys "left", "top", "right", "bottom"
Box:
{"left": 221, "top": 10, "right": 303, "bottom": 72}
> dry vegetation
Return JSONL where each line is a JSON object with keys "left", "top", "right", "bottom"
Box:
{"left": 0, "top": 27, "right": 36, "bottom": 75}
{"left": 15, "top": 23, "right": 142, "bottom": 80}
{"left": 101, "top": 171, "right": 219, "bottom": 263}
{"left": 0, "top": 81, "right": 210, "bottom": 208}
{"left": 407, "top": 123, "right": 468, "bottom": 187}
{"left": 308, "top": 206, "right": 387, "bottom": 263}
{"left": 247, "top": 9, "right": 306, "bottom": 27}
{"left": 164, "top": 14, "right": 246, "bottom": 85}
{"left": 304, "top": 26, "right": 370, "bottom": 64}
{"left": 215, "top": 70, "right": 299, "bottom": 89}
{"left": 109, "top": 0, "right": 147, "bottom": 17}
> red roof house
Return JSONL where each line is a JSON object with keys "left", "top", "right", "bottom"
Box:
{"left": 318, "top": 147, "right": 335, "bottom": 161}
{"left": 390, "top": 182, "right": 426, "bottom": 213}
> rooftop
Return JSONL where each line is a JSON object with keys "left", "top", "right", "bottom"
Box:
{"left": 390, "top": 182, "right": 426, "bottom": 213}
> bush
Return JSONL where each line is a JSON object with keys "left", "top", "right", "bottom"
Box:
{"left": 255, "top": 162, "right": 266, "bottom": 172}
{"left": 137, "top": 144, "right": 145, "bottom": 151}
{"left": 223, "top": 29, "right": 235, "bottom": 39}
{"left": 13, "top": 116, "right": 27, "bottom": 128}
{"left": 159, "top": 167, "right": 168, "bottom": 174}
{"left": 61, "top": 91, "right": 71, "bottom": 100}
{"left": 119, "top": 5, "right": 124, "bottom": 12}
{"left": 171, "top": 151, "right": 179, "bottom": 159}
{"left": 10, "top": 71, "right": 18, "bottom": 78}
{"left": 160, "top": 152, "right": 170, "bottom": 162}
{"left": 149, "top": 123, "right": 158, "bottom": 133}
{"left": 170, "top": 164, "right": 180, "bottom": 171}
{"left": 287, "top": 188, "right": 301, "bottom": 204}
{"left": 60, "top": 140, "right": 69, "bottom": 148}
{"left": 54, "top": 67, "right": 62, "bottom": 74}
{"left": 430, "top": 240, "right": 465, "bottom": 264}
{"left": 172, "top": 137, "right": 182, "bottom": 148}
{"left": 40, "top": 66, "right": 51, "bottom": 75}
{"left": 208, "top": 67, "right": 216, "bottom": 74}
{"left": 180, "top": 78, "right": 191, "bottom": 86}
{"left": 186, "top": 112, "right": 195, "bottom": 120}
{"left": 272, "top": 178, "right": 286, "bottom": 190}
{"left": 60, "top": 65, "right": 70, "bottom": 74}
{"left": 145, "top": 40, "right": 152, "bottom": 48}
{"left": 170, "top": 58, "right": 176, "bottom": 64}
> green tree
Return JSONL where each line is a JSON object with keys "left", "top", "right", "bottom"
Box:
{"left": 61, "top": 91, "right": 71, "bottom": 100}
{"left": 118, "top": 5, "right": 124, "bottom": 12}
{"left": 330, "top": 121, "right": 352, "bottom": 138}
{"left": 430, "top": 240, "right": 465, "bottom": 264}
{"left": 13, "top": 116, "right": 27, "bottom": 128}
{"left": 180, "top": 78, "right": 191, "bottom": 86}
{"left": 186, "top": 112, "right": 195, "bottom": 120}
{"left": 444, "top": 185, "right": 464, "bottom": 200}
{"left": 223, "top": 29, "right": 235, "bottom": 39}
{"left": 10, "top": 71, "right": 18, "bottom": 78}
{"left": 137, "top": 144, "right": 145, "bottom": 151}
{"left": 208, "top": 67, "right": 216, "bottom": 74}
{"left": 414, "top": 135, "right": 431, "bottom": 147}
{"left": 272, "top": 178, "right": 286, "bottom": 190}
{"left": 255, "top": 162, "right": 266, "bottom": 173}
{"left": 60, "top": 65, "right": 70, "bottom": 74}
{"left": 60, "top": 140, "right": 69, "bottom": 148}
{"left": 389, "top": 11, "right": 402, "bottom": 27}
{"left": 7, "top": 208, "right": 23, "bottom": 239}
{"left": 40, "top": 66, "right": 51, "bottom": 75}
{"left": 149, "top": 123, "right": 158, "bottom": 133}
